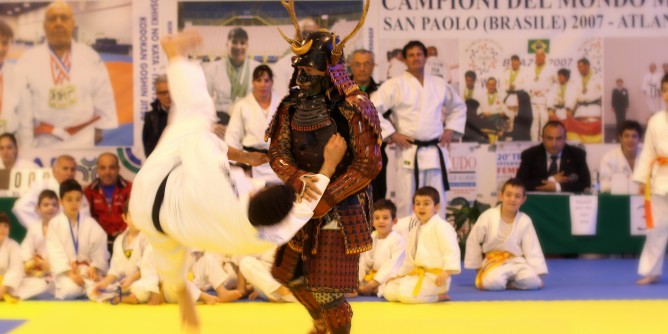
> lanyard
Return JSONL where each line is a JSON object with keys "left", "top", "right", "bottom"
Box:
{"left": 68, "top": 214, "right": 80, "bottom": 255}
{"left": 49, "top": 46, "right": 72, "bottom": 85}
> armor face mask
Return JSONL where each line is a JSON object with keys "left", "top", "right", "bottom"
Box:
{"left": 296, "top": 67, "right": 327, "bottom": 97}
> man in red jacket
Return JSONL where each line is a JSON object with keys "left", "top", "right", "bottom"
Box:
{"left": 84, "top": 152, "right": 132, "bottom": 252}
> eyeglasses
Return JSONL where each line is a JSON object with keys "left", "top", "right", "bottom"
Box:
{"left": 156, "top": 90, "right": 170, "bottom": 96}
{"left": 350, "top": 62, "right": 373, "bottom": 69}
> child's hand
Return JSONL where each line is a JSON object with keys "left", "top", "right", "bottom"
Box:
{"left": 70, "top": 261, "right": 78, "bottom": 272}
{"left": 92, "top": 281, "right": 108, "bottom": 295}
{"left": 68, "top": 271, "right": 85, "bottom": 287}
{"left": 435, "top": 272, "right": 450, "bottom": 287}
{"left": 88, "top": 267, "right": 100, "bottom": 282}
{"left": 147, "top": 292, "right": 164, "bottom": 305}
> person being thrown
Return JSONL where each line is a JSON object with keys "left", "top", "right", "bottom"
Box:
{"left": 129, "top": 31, "right": 348, "bottom": 332}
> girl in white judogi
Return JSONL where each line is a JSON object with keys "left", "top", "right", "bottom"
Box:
{"left": 358, "top": 199, "right": 405, "bottom": 297}
{"left": 238, "top": 247, "right": 295, "bottom": 302}
{"left": 384, "top": 187, "right": 460, "bottom": 303}
{"left": 17, "top": 190, "right": 59, "bottom": 300}
{"left": 186, "top": 250, "right": 242, "bottom": 303}
{"left": 465, "top": 179, "right": 547, "bottom": 290}
{"left": 225, "top": 65, "right": 282, "bottom": 184}
{"left": 633, "top": 74, "right": 668, "bottom": 285}
{"left": 0, "top": 213, "right": 23, "bottom": 302}
{"left": 47, "top": 180, "right": 108, "bottom": 300}
{"left": 90, "top": 205, "right": 155, "bottom": 304}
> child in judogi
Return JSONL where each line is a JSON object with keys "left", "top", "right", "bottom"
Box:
{"left": 47, "top": 179, "right": 109, "bottom": 300}
{"left": 237, "top": 247, "right": 295, "bottom": 302}
{"left": 384, "top": 187, "right": 460, "bottom": 303}
{"left": 90, "top": 200, "right": 161, "bottom": 304}
{"left": 358, "top": 199, "right": 405, "bottom": 297}
{"left": 17, "top": 190, "right": 59, "bottom": 300}
{"left": 186, "top": 250, "right": 242, "bottom": 303}
{"left": 465, "top": 178, "right": 547, "bottom": 290}
{"left": 0, "top": 212, "right": 23, "bottom": 302}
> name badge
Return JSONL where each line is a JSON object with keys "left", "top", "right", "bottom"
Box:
{"left": 48, "top": 84, "right": 77, "bottom": 109}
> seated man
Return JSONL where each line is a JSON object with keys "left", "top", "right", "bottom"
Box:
{"left": 129, "top": 31, "right": 347, "bottom": 331}
{"left": 599, "top": 120, "right": 642, "bottom": 194}
{"left": 516, "top": 120, "right": 591, "bottom": 193}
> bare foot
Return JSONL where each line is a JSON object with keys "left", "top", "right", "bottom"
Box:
{"left": 215, "top": 287, "right": 243, "bottom": 303}
{"left": 178, "top": 287, "right": 200, "bottom": 333}
{"left": 437, "top": 293, "right": 451, "bottom": 302}
{"left": 344, "top": 292, "right": 358, "bottom": 298}
{"left": 160, "top": 30, "right": 203, "bottom": 60}
{"left": 636, "top": 275, "right": 660, "bottom": 285}
{"left": 199, "top": 292, "right": 219, "bottom": 305}
{"left": 307, "top": 319, "right": 327, "bottom": 334}
{"left": 248, "top": 290, "right": 260, "bottom": 300}
{"left": 121, "top": 294, "right": 139, "bottom": 305}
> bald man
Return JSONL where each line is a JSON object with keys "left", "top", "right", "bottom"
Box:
{"left": 15, "top": 1, "right": 117, "bottom": 148}
{"left": 12, "top": 155, "right": 90, "bottom": 228}
{"left": 84, "top": 153, "right": 132, "bottom": 249}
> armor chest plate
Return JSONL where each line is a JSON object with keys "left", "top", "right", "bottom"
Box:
{"left": 291, "top": 121, "right": 337, "bottom": 174}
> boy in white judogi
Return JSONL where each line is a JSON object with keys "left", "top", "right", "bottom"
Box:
{"left": 47, "top": 179, "right": 108, "bottom": 300}
{"left": 17, "top": 190, "right": 59, "bottom": 300}
{"left": 384, "top": 187, "right": 460, "bottom": 303}
{"left": 187, "top": 250, "right": 242, "bottom": 303}
{"left": 599, "top": 121, "right": 642, "bottom": 194}
{"left": 633, "top": 74, "right": 668, "bottom": 285}
{"left": 90, "top": 203, "right": 158, "bottom": 304}
{"left": 130, "top": 33, "right": 345, "bottom": 329}
{"left": 358, "top": 199, "right": 405, "bottom": 297}
{"left": 501, "top": 55, "right": 530, "bottom": 112}
{"left": 547, "top": 69, "right": 578, "bottom": 121}
{"left": 465, "top": 178, "right": 547, "bottom": 290}
{"left": 238, "top": 247, "right": 295, "bottom": 302}
{"left": 0, "top": 213, "right": 23, "bottom": 302}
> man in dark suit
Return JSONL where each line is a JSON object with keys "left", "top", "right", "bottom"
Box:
{"left": 611, "top": 78, "right": 629, "bottom": 134}
{"left": 516, "top": 120, "right": 591, "bottom": 192}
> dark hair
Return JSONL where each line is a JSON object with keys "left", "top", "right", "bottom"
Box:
{"left": 510, "top": 55, "right": 520, "bottom": 61}
{"left": 501, "top": 178, "right": 526, "bottom": 196}
{"left": 542, "top": 120, "right": 566, "bottom": 134}
{"left": 0, "top": 21, "right": 13, "bottom": 39}
{"left": 577, "top": 58, "right": 590, "bottom": 66}
{"left": 228, "top": 27, "right": 248, "bottom": 42}
{"left": 0, "top": 211, "right": 9, "bottom": 225}
{"left": 557, "top": 68, "right": 570, "bottom": 80}
{"left": 253, "top": 64, "right": 273, "bottom": 82}
{"left": 248, "top": 185, "right": 296, "bottom": 227}
{"left": 59, "top": 179, "right": 83, "bottom": 198}
{"left": 413, "top": 186, "right": 440, "bottom": 205}
{"left": 662, "top": 73, "right": 668, "bottom": 87}
{"left": 38, "top": 189, "right": 58, "bottom": 206}
{"left": 618, "top": 120, "right": 643, "bottom": 138}
{"left": 402, "top": 41, "right": 427, "bottom": 60}
{"left": 0, "top": 132, "right": 18, "bottom": 147}
{"left": 373, "top": 199, "right": 397, "bottom": 220}
{"left": 487, "top": 77, "right": 497, "bottom": 85}
{"left": 464, "top": 70, "right": 477, "bottom": 80}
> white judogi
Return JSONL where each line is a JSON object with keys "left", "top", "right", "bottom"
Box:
{"left": 501, "top": 67, "right": 530, "bottom": 108}
{"left": 599, "top": 146, "right": 640, "bottom": 194}
{"left": 642, "top": 71, "right": 663, "bottom": 118}
{"left": 46, "top": 212, "right": 109, "bottom": 300}
{"left": 358, "top": 230, "right": 405, "bottom": 297}
{"left": 188, "top": 251, "right": 234, "bottom": 292}
{"left": 17, "top": 223, "right": 51, "bottom": 300}
{"left": 130, "top": 58, "right": 328, "bottom": 295}
{"left": 384, "top": 215, "right": 460, "bottom": 303}
{"left": 129, "top": 244, "right": 160, "bottom": 303}
{"left": 633, "top": 111, "right": 668, "bottom": 277}
{"left": 394, "top": 214, "right": 419, "bottom": 242}
{"left": 528, "top": 64, "right": 556, "bottom": 140}
{"left": 387, "top": 58, "right": 406, "bottom": 80}
{"left": 477, "top": 92, "right": 509, "bottom": 118}
{"left": 0, "top": 62, "right": 22, "bottom": 134}
{"left": 371, "top": 72, "right": 467, "bottom": 217}
{"left": 12, "top": 177, "right": 91, "bottom": 229}
{"left": 225, "top": 91, "right": 282, "bottom": 184}
{"left": 238, "top": 247, "right": 294, "bottom": 302}
{"left": 0, "top": 237, "right": 24, "bottom": 297}
{"left": 203, "top": 57, "right": 261, "bottom": 113}
{"left": 464, "top": 207, "right": 547, "bottom": 290}
{"left": 574, "top": 73, "right": 603, "bottom": 118}
{"left": 15, "top": 42, "right": 117, "bottom": 148}
{"left": 547, "top": 82, "right": 577, "bottom": 121}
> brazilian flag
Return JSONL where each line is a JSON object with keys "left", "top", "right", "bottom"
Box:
{"left": 528, "top": 40, "right": 550, "bottom": 54}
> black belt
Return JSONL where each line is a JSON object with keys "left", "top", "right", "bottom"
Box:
{"left": 577, "top": 98, "right": 601, "bottom": 107}
{"left": 242, "top": 146, "right": 268, "bottom": 154}
{"left": 152, "top": 171, "right": 172, "bottom": 235}
{"left": 412, "top": 139, "right": 450, "bottom": 192}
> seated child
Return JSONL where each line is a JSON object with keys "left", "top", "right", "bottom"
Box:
{"left": 187, "top": 250, "right": 242, "bottom": 303}
{"left": 464, "top": 178, "right": 547, "bottom": 290}
{"left": 237, "top": 247, "right": 295, "bottom": 302}
{"left": 384, "top": 187, "right": 460, "bottom": 303}
{"left": 0, "top": 212, "right": 23, "bottom": 302}
{"left": 358, "top": 199, "right": 405, "bottom": 297}
{"left": 46, "top": 180, "right": 109, "bottom": 300}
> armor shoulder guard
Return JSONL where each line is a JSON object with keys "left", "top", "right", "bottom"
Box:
{"left": 265, "top": 95, "right": 295, "bottom": 142}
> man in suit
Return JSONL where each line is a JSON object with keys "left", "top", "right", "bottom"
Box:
{"left": 516, "top": 120, "right": 591, "bottom": 192}
{"left": 611, "top": 78, "right": 629, "bottom": 134}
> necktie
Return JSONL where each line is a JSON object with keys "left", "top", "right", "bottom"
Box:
{"left": 548, "top": 155, "right": 558, "bottom": 176}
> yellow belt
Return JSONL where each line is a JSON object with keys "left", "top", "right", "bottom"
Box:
{"left": 363, "top": 270, "right": 377, "bottom": 283}
{"left": 475, "top": 251, "right": 515, "bottom": 289}
{"left": 644, "top": 157, "right": 668, "bottom": 230}
{"left": 406, "top": 267, "right": 444, "bottom": 297}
